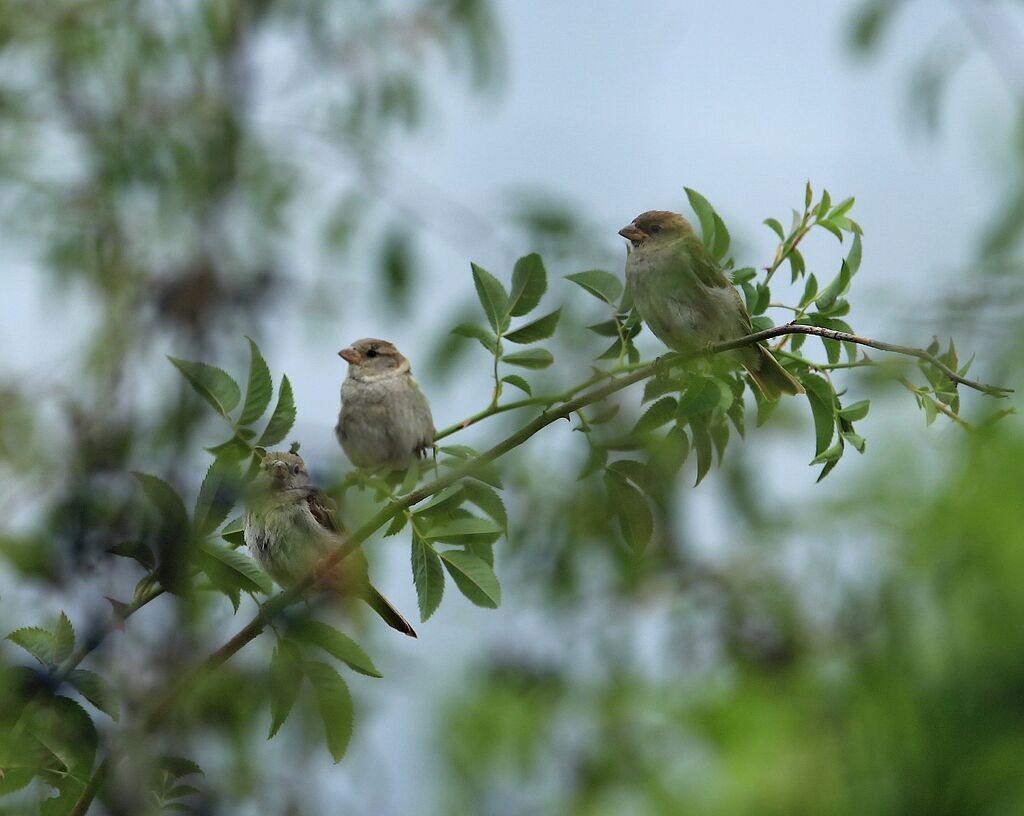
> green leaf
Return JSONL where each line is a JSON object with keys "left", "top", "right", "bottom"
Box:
{"left": 646, "top": 426, "right": 690, "bottom": 482}
{"left": 220, "top": 515, "right": 246, "bottom": 547}
{"left": 509, "top": 253, "right": 547, "bottom": 317}
{"left": 711, "top": 212, "right": 731, "bottom": 261}
{"left": 731, "top": 267, "right": 758, "bottom": 285}
{"left": 291, "top": 621, "right": 381, "bottom": 678}
{"left": 134, "top": 472, "right": 190, "bottom": 537}
{"left": 587, "top": 319, "right": 621, "bottom": 337}
{"left": 501, "top": 374, "right": 532, "bottom": 395}
{"left": 565, "top": 270, "right": 623, "bottom": 304}
{"left": 471, "top": 263, "right": 510, "bottom": 333}
{"left": 690, "top": 417, "right": 714, "bottom": 486}
{"left": 800, "top": 373, "right": 836, "bottom": 456}
{"left": 411, "top": 537, "right": 445, "bottom": 622}
{"left": 502, "top": 348, "right": 553, "bottom": 369}
{"left": 578, "top": 443, "right": 608, "bottom": 479}
{"left": 422, "top": 517, "right": 504, "bottom": 543}
{"left": 798, "top": 274, "right": 819, "bottom": 309}
{"left": 304, "top": 661, "right": 354, "bottom": 763}
{"left": 439, "top": 551, "right": 502, "bottom": 608}
{"left": 197, "top": 541, "right": 273, "bottom": 595}
{"left": 53, "top": 613, "right": 75, "bottom": 663}
{"left": 846, "top": 232, "right": 863, "bottom": 275}
{"left": 451, "top": 323, "right": 498, "bottom": 354}
{"left": 107, "top": 540, "right": 156, "bottom": 570}
{"left": 632, "top": 397, "right": 678, "bottom": 435}
{"left": 788, "top": 248, "right": 806, "bottom": 281}
{"left": 684, "top": 187, "right": 717, "bottom": 249}
{"left": 764, "top": 218, "right": 786, "bottom": 240}
{"left": 195, "top": 456, "right": 240, "bottom": 536}
{"left": 810, "top": 442, "right": 844, "bottom": 465}
{"left": 676, "top": 378, "right": 721, "bottom": 419}
{"left": 815, "top": 260, "right": 851, "bottom": 312}
{"left": 838, "top": 400, "right": 870, "bottom": 422}
{"left": 504, "top": 308, "right": 561, "bottom": 344}
{"left": 268, "top": 640, "right": 304, "bottom": 740}
{"left": 842, "top": 431, "right": 866, "bottom": 453}
{"left": 31, "top": 695, "right": 97, "bottom": 777}
{"left": 159, "top": 757, "right": 205, "bottom": 779}
{"left": 461, "top": 481, "right": 508, "bottom": 529}
{"left": 7, "top": 627, "right": 55, "bottom": 666}
{"left": 168, "top": 357, "right": 241, "bottom": 418}
{"left": 605, "top": 472, "right": 653, "bottom": 554}
{"left": 257, "top": 375, "right": 296, "bottom": 446}
{"left": 67, "top": 669, "right": 120, "bottom": 721}
{"left": 238, "top": 337, "right": 274, "bottom": 426}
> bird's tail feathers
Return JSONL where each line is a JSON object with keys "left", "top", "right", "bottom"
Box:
{"left": 743, "top": 345, "right": 804, "bottom": 400}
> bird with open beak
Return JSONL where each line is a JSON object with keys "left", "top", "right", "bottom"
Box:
{"left": 244, "top": 451, "right": 416, "bottom": 637}
{"left": 335, "top": 338, "right": 436, "bottom": 470}
{"left": 619, "top": 210, "right": 803, "bottom": 400}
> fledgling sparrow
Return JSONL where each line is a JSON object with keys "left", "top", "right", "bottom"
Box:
{"left": 244, "top": 451, "right": 416, "bottom": 637}
{"left": 335, "top": 338, "right": 436, "bottom": 470}
{"left": 620, "top": 210, "right": 803, "bottom": 399}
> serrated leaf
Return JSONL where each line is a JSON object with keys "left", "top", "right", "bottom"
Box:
{"left": 159, "top": 756, "right": 205, "bottom": 779}
{"left": 195, "top": 456, "right": 241, "bottom": 536}
{"left": 422, "top": 517, "right": 504, "bottom": 543}
{"left": 107, "top": 540, "right": 156, "bottom": 570}
{"left": 461, "top": 481, "right": 507, "bottom": 529}
{"left": 303, "top": 661, "right": 354, "bottom": 763}
{"left": 411, "top": 538, "right": 445, "bottom": 622}
{"left": 197, "top": 541, "right": 273, "bottom": 595}
{"left": 291, "top": 621, "right": 381, "bottom": 678}
{"left": 53, "top": 613, "right": 74, "bottom": 663}
{"left": 684, "top": 187, "right": 717, "bottom": 249}
{"left": 632, "top": 397, "right": 677, "bottom": 435}
{"left": 731, "top": 267, "right": 758, "bottom": 285}
{"left": 501, "top": 374, "right": 532, "bottom": 395}
{"left": 504, "top": 308, "right": 561, "bottom": 344}
{"left": 502, "top": 348, "right": 553, "bottom": 369}
{"left": 67, "top": 669, "right": 120, "bottom": 721}
{"left": 238, "top": 337, "right": 274, "bottom": 426}
{"left": 451, "top": 323, "right": 498, "bottom": 354}
{"left": 31, "top": 696, "right": 97, "bottom": 776}
{"left": 565, "top": 270, "right": 622, "bottom": 304}
{"left": 168, "top": 357, "right": 241, "bottom": 418}
{"left": 257, "top": 375, "right": 296, "bottom": 446}
{"left": 471, "top": 263, "right": 510, "bottom": 333}
{"left": 220, "top": 515, "right": 246, "bottom": 547}
{"left": 509, "top": 253, "right": 547, "bottom": 316}
{"left": 800, "top": 373, "right": 836, "bottom": 456}
{"left": 416, "top": 483, "right": 465, "bottom": 515}
{"left": 439, "top": 551, "right": 501, "bottom": 608}
{"left": 134, "top": 472, "right": 192, "bottom": 595}
{"left": 605, "top": 472, "right": 653, "bottom": 554}
{"left": 7, "top": 627, "right": 55, "bottom": 666}
{"left": 646, "top": 426, "right": 690, "bottom": 482}
{"left": 676, "top": 378, "right": 721, "bottom": 419}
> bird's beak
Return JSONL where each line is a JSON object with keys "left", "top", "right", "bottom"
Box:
{"left": 272, "top": 461, "right": 288, "bottom": 480}
{"left": 338, "top": 347, "right": 360, "bottom": 364}
{"left": 618, "top": 225, "right": 645, "bottom": 243}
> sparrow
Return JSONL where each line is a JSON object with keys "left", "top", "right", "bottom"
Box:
{"left": 335, "top": 338, "right": 436, "bottom": 470}
{"left": 619, "top": 210, "right": 804, "bottom": 400}
{"left": 244, "top": 451, "right": 416, "bottom": 637}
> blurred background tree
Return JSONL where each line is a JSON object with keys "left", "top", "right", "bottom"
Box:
{"left": 0, "top": 1, "right": 1021, "bottom": 815}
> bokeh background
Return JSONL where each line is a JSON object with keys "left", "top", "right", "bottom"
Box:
{"left": 2, "top": 1, "right": 1023, "bottom": 814}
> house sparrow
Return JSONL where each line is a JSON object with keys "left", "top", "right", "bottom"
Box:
{"left": 620, "top": 210, "right": 803, "bottom": 400}
{"left": 244, "top": 451, "right": 416, "bottom": 637}
{"left": 335, "top": 338, "right": 436, "bottom": 470}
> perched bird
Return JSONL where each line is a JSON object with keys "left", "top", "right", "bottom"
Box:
{"left": 335, "top": 338, "right": 436, "bottom": 470}
{"left": 620, "top": 210, "right": 804, "bottom": 399}
{"left": 244, "top": 451, "right": 416, "bottom": 637}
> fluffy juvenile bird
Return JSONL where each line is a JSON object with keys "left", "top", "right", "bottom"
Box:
{"left": 620, "top": 210, "right": 804, "bottom": 399}
{"left": 244, "top": 451, "right": 416, "bottom": 637}
{"left": 335, "top": 338, "right": 436, "bottom": 470}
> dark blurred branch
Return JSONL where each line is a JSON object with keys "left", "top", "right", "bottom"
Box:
{"left": 69, "top": 321, "right": 1011, "bottom": 813}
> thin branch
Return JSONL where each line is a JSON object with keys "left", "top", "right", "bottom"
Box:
{"left": 69, "top": 322, "right": 1012, "bottom": 812}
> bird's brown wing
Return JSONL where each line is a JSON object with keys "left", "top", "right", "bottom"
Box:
{"left": 682, "top": 236, "right": 731, "bottom": 289}
{"left": 305, "top": 488, "right": 346, "bottom": 536}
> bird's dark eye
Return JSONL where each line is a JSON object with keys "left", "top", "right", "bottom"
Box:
{"left": 366, "top": 347, "right": 378, "bottom": 358}
{"left": 648, "top": 224, "right": 661, "bottom": 234}
{"left": 291, "top": 464, "right": 301, "bottom": 475}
